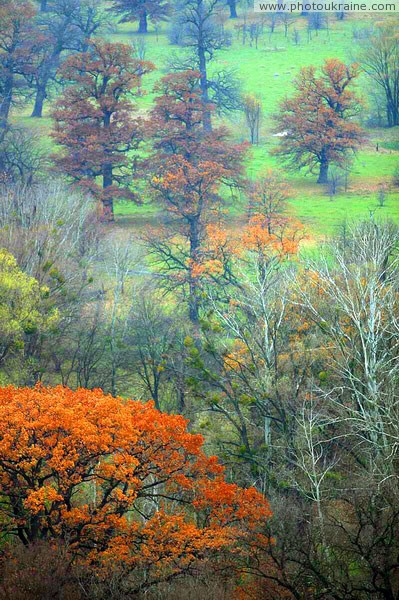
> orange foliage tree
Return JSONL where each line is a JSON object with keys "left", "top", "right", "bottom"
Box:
{"left": 51, "top": 39, "right": 154, "bottom": 221}
{"left": 0, "top": 384, "right": 271, "bottom": 593}
{"left": 186, "top": 171, "right": 305, "bottom": 307}
{"left": 145, "top": 70, "right": 247, "bottom": 323}
{"left": 273, "top": 59, "right": 363, "bottom": 184}
{"left": 243, "top": 170, "right": 305, "bottom": 262}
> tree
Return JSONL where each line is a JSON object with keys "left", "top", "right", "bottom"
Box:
{"left": 30, "top": 0, "right": 110, "bottom": 119}
{"left": 243, "top": 94, "right": 262, "bottom": 144}
{"left": 247, "top": 170, "right": 295, "bottom": 234}
{"left": 294, "top": 220, "right": 399, "bottom": 465}
{"left": 29, "top": 0, "right": 110, "bottom": 118}
{"left": 125, "top": 290, "right": 179, "bottom": 411}
{"left": 0, "top": 249, "right": 58, "bottom": 370}
{"left": 170, "top": 0, "right": 236, "bottom": 130}
{"left": 109, "top": 0, "right": 170, "bottom": 33}
{"left": 0, "top": 384, "right": 272, "bottom": 594}
{"left": 241, "top": 170, "right": 305, "bottom": 273}
{"left": 71, "top": 0, "right": 110, "bottom": 52}
{"left": 0, "top": 125, "right": 47, "bottom": 184}
{"left": 279, "top": 12, "right": 296, "bottom": 38}
{"left": 101, "top": 235, "right": 140, "bottom": 396}
{"left": 28, "top": 0, "right": 83, "bottom": 118}
{"left": 0, "top": 0, "right": 36, "bottom": 132}
{"left": 51, "top": 39, "right": 154, "bottom": 221}
{"left": 146, "top": 70, "right": 246, "bottom": 322}
{"left": 273, "top": 59, "right": 363, "bottom": 183}
{"left": 226, "top": 0, "right": 238, "bottom": 18}
{"left": 357, "top": 21, "right": 399, "bottom": 127}
{"left": 0, "top": 180, "right": 99, "bottom": 386}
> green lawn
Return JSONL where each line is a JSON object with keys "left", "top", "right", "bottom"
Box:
{"left": 9, "top": 11, "right": 399, "bottom": 237}
{"left": 111, "top": 15, "right": 399, "bottom": 236}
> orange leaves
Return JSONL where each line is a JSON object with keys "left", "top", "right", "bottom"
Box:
{"left": 0, "top": 384, "right": 271, "bottom": 580}
{"left": 148, "top": 70, "right": 246, "bottom": 221}
{"left": 24, "top": 487, "right": 63, "bottom": 515}
{"left": 224, "top": 340, "right": 251, "bottom": 371}
{"left": 242, "top": 214, "right": 304, "bottom": 259}
{"left": 241, "top": 170, "right": 306, "bottom": 261}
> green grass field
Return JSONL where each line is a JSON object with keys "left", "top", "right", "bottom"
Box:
{"left": 112, "top": 14, "right": 399, "bottom": 236}
{"left": 10, "top": 11, "right": 399, "bottom": 238}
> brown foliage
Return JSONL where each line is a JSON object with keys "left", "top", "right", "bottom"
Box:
{"left": 51, "top": 39, "right": 154, "bottom": 220}
{"left": 273, "top": 59, "right": 364, "bottom": 183}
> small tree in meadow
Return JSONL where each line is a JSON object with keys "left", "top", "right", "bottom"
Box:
{"left": 244, "top": 94, "right": 262, "bottom": 144}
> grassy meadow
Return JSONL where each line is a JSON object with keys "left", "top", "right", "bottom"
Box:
{"left": 12, "top": 11, "right": 399, "bottom": 238}
{"left": 111, "top": 13, "right": 399, "bottom": 236}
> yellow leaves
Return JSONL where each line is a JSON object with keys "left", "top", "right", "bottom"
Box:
{"left": 0, "top": 249, "right": 59, "bottom": 359}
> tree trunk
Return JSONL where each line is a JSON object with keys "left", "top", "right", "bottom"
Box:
{"left": 31, "top": 86, "right": 46, "bottom": 118}
{"left": 31, "top": 52, "right": 60, "bottom": 119}
{"left": 101, "top": 163, "right": 114, "bottom": 222}
{"left": 198, "top": 44, "right": 212, "bottom": 132}
{"left": 100, "top": 197, "right": 114, "bottom": 222}
{"left": 386, "top": 100, "right": 398, "bottom": 127}
{"left": 317, "top": 157, "right": 329, "bottom": 184}
{"left": 227, "top": 0, "right": 238, "bottom": 18}
{"left": 0, "top": 73, "right": 14, "bottom": 130}
{"left": 188, "top": 218, "right": 200, "bottom": 324}
{"left": 138, "top": 11, "right": 148, "bottom": 33}
{"left": 100, "top": 111, "right": 114, "bottom": 221}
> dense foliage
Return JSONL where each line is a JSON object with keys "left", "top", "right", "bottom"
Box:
{"left": 0, "top": 384, "right": 271, "bottom": 594}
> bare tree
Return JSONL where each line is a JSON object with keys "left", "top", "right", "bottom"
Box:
{"left": 169, "top": 0, "right": 237, "bottom": 129}
{"left": 243, "top": 94, "right": 262, "bottom": 144}
{"left": 292, "top": 220, "right": 399, "bottom": 470}
{"left": 0, "top": 125, "right": 47, "bottom": 184}
{"left": 356, "top": 21, "right": 399, "bottom": 127}
{"left": 101, "top": 235, "right": 141, "bottom": 396}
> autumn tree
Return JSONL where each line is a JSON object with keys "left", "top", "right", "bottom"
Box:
{"left": 243, "top": 170, "right": 305, "bottom": 269}
{"left": 0, "top": 0, "right": 36, "bottom": 133}
{"left": 51, "top": 40, "right": 154, "bottom": 220}
{"left": 273, "top": 59, "right": 363, "bottom": 184}
{"left": 357, "top": 20, "right": 399, "bottom": 127}
{"left": 146, "top": 70, "right": 246, "bottom": 322}
{"left": 109, "top": 0, "right": 170, "bottom": 33}
{"left": 0, "top": 384, "right": 272, "bottom": 594}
